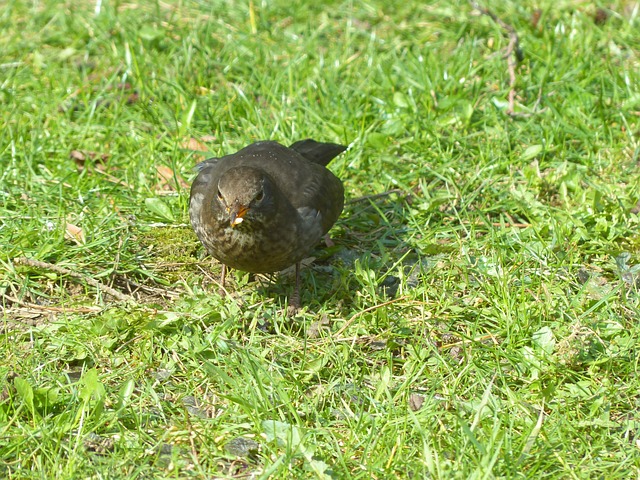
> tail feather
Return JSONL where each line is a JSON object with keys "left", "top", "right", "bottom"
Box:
{"left": 289, "top": 139, "right": 347, "bottom": 166}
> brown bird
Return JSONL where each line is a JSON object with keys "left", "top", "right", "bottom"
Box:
{"left": 189, "top": 139, "right": 346, "bottom": 312}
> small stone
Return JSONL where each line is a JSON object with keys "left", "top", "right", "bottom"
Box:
{"left": 225, "top": 437, "right": 259, "bottom": 457}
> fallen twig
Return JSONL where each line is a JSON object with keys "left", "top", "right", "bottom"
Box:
{"left": 1, "top": 295, "right": 102, "bottom": 314}
{"left": 440, "top": 333, "right": 498, "bottom": 350}
{"left": 346, "top": 189, "right": 406, "bottom": 205}
{"left": 12, "top": 257, "right": 134, "bottom": 303}
{"left": 472, "top": 2, "right": 523, "bottom": 116}
{"left": 116, "top": 276, "right": 182, "bottom": 299}
{"left": 455, "top": 219, "right": 530, "bottom": 228}
{"left": 334, "top": 295, "right": 410, "bottom": 337}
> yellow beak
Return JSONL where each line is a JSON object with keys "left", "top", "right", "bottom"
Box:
{"left": 230, "top": 205, "right": 249, "bottom": 227}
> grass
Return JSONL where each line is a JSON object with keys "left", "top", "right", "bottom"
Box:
{"left": 1, "top": 0, "right": 640, "bottom": 477}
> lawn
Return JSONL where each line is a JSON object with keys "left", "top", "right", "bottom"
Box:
{"left": 1, "top": 0, "right": 640, "bottom": 478}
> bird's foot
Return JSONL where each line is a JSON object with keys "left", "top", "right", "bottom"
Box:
{"left": 286, "top": 302, "right": 299, "bottom": 317}
{"left": 323, "top": 234, "right": 335, "bottom": 248}
{"left": 286, "top": 262, "right": 302, "bottom": 316}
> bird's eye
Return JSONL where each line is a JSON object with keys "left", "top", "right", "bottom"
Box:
{"left": 255, "top": 189, "right": 265, "bottom": 202}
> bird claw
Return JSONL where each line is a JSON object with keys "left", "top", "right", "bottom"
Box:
{"left": 323, "top": 233, "right": 335, "bottom": 248}
{"left": 286, "top": 303, "right": 299, "bottom": 317}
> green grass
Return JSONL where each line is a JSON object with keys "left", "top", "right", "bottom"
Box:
{"left": 2, "top": 0, "right": 640, "bottom": 478}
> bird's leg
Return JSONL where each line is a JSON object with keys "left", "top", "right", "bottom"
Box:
{"left": 218, "top": 264, "right": 227, "bottom": 296}
{"left": 287, "top": 262, "right": 301, "bottom": 316}
{"left": 323, "top": 233, "right": 335, "bottom": 248}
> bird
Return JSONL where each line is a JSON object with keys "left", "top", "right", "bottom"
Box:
{"left": 189, "top": 139, "right": 346, "bottom": 312}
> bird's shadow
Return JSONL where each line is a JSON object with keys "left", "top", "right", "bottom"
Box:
{"left": 335, "top": 190, "right": 420, "bottom": 300}
{"left": 205, "top": 189, "right": 438, "bottom": 320}
{"left": 251, "top": 188, "right": 428, "bottom": 315}
{"left": 251, "top": 250, "right": 343, "bottom": 315}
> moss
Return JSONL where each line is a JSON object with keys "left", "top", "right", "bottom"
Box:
{"left": 137, "top": 226, "right": 204, "bottom": 281}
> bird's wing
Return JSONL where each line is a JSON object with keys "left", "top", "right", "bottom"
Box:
{"left": 194, "top": 156, "right": 220, "bottom": 171}
{"left": 288, "top": 167, "right": 343, "bottom": 233}
{"left": 200, "top": 141, "right": 345, "bottom": 234}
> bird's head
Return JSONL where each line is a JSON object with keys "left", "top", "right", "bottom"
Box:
{"left": 216, "top": 166, "right": 275, "bottom": 228}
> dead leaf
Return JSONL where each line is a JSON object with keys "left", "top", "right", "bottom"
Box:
{"left": 65, "top": 222, "right": 85, "bottom": 245}
{"left": 182, "top": 137, "right": 209, "bottom": 152}
{"left": 70, "top": 150, "right": 86, "bottom": 162}
{"left": 530, "top": 9, "right": 542, "bottom": 30}
{"left": 126, "top": 92, "right": 139, "bottom": 104}
{"left": 155, "top": 165, "right": 189, "bottom": 192}
{"left": 70, "top": 150, "right": 110, "bottom": 170}
{"left": 307, "top": 314, "right": 331, "bottom": 339}
{"left": 408, "top": 393, "right": 425, "bottom": 412}
{"left": 594, "top": 8, "right": 609, "bottom": 25}
{"left": 90, "top": 151, "right": 109, "bottom": 162}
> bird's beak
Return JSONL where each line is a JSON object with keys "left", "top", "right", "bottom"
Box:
{"left": 229, "top": 204, "right": 249, "bottom": 227}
